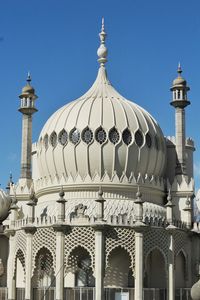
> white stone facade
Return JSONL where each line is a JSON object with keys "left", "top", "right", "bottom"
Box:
{"left": 0, "top": 20, "right": 199, "bottom": 300}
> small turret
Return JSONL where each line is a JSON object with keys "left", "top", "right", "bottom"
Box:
{"left": 170, "top": 63, "right": 190, "bottom": 107}
{"left": 19, "top": 72, "right": 38, "bottom": 114}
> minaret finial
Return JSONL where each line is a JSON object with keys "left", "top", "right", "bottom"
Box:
{"left": 97, "top": 17, "right": 108, "bottom": 66}
{"left": 177, "top": 62, "right": 182, "bottom": 76}
{"left": 102, "top": 17, "right": 105, "bottom": 31}
{"left": 27, "top": 72, "right": 31, "bottom": 85}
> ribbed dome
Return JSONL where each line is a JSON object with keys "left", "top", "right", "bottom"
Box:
{"left": 22, "top": 84, "right": 35, "bottom": 94}
{"left": 173, "top": 76, "right": 187, "bottom": 86}
{"left": 0, "top": 190, "right": 11, "bottom": 223}
{"left": 37, "top": 66, "right": 166, "bottom": 184}
{"left": 172, "top": 63, "right": 187, "bottom": 87}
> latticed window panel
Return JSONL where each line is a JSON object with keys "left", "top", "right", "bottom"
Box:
{"left": 174, "top": 231, "right": 188, "bottom": 256}
{"left": 15, "top": 230, "right": 26, "bottom": 257}
{"left": 105, "top": 227, "right": 135, "bottom": 275}
{"left": 65, "top": 227, "right": 95, "bottom": 272}
{"left": 14, "top": 249, "right": 26, "bottom": 276}
{"left": 143, "top": 228, "right": 168, "bottom": 265}
{"left": 32, "top": 228, "right": 56, "bottom": 275}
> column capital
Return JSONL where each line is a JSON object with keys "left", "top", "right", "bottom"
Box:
{"left": 4, "top": 228, "right": 16, "bottom": 237}
{"left": 165, "top": 224, "right": 177, "bottom": 235}
{"left": 92, "top": 222, "right": 110, "bottom": 232}
{"left": 133, "top": 221, "right": 149, "bottom": 233}
{"left": 52, "top": 223, "right": 71, "bottom": 234}
{"left": 22, "top": 225, "right": 37, "bottom": 234}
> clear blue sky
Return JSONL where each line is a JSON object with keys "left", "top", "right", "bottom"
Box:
{"left": 0, "top": 0, "right": 200, "bottom": 191}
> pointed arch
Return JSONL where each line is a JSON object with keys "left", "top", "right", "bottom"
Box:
{"left": 14, "top": 248, "right": 26, "bottom": 274}
{"left": 175, "top": 249, "right": 187, "bottom": 288}
{"left": 144, "top": 247, "right": 167, "bottom": 288}
{"left": 106, "top": 244, "right": 134, "bottom": 276}
{"left": 65, "top": 246, "right": 94, "bottom": 287}
{"left": 66, "top": 245, "right": 95, "bottom": 272}
{"left": 14, "top": 248, "right": 26, "bottom": 288}
{"left": 32, "top": 245, "right": 55, "bottom": 277}
{"left": 105, "top": 246, "right": 134, "bottom": 288}
{"left": 32, "top": 246, "right": 55, "bottom": 288}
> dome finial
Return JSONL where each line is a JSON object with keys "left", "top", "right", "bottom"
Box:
{"left": 177, "top": 62, "right": 182, "bottom": 77}
{"left": 27, "top": 71, "right": 31, "bottom": 85}
{"left": 97, "top": 17, "right": 108, "bottom": 66}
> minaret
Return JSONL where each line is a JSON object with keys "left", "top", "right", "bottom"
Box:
{"left": 19, "top": 73, "right": 38, "bottom": 186}
{"left": 170, "top": 64, "right": 190, "bottom": 175}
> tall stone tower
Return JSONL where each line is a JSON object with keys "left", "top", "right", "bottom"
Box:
{"left": 18, "top": 73, "right": 38, "bottom": 187}
{"left": 170, "top": 64, "right": 190, "bottom": 175}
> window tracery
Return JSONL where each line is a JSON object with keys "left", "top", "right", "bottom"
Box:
{"left": 58, "top": 129, "right": 68, "bottom": 146}
{"left": 70, "top": 128, "right": 80, "bottom": 145}
{"left": 109, "top": 127, "right": 120, "bottom": 144}
{"left": 82, "top": 127, "right": 93, "bottom": 144}
{"left": 95, "top": 127, "right": 107, "bottom": 144}
{"left": 122, "top": 128, "right": 132, "bottom": 145}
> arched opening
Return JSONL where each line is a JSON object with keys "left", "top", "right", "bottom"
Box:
{"left": 65, "top": 246, "right": 94, "bottom": 288}
{"left": 105, "top": 247, "right": 134, "bottom": 288}
{"left": 144, "top": 248, "right": 166, "bottom": 288}
{"left": 32, "top": 247, "right": 55, "bottom": 288}
{"left": 15, "top": 249, "right": 25, "bottom": 288}
{"left": 175, "top": 251, "right": 186, "bottom": 288}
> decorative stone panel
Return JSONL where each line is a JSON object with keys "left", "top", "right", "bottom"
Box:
{"left": 105, "top": 227, "right": 135, "bottom": 274}
{"left": 65, "top": 226, "right": 95, "bottom": 271}
{"left": 144, "top": 228, "right": 168, "bottom": 265}
{"left": 32, "top": 228, "right": 56, "bottom": 273}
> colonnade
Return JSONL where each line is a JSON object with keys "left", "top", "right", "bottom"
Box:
{"left": 6, "top": 189, "right": 192, "bottom": 300}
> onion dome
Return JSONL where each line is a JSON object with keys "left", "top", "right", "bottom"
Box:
{"left": 0, "top": 189, "right": 11, "bottom": 223}
{"left": 172, "top": 63, "right": 188, "bottom": 88}
{"left": 19, "top": 72, "right": 37, "bottom": 99}
{"left": 36, "top": 19, "right": 166, "bottom": 187}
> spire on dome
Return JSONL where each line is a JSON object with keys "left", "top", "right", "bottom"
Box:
{"left": 177, "top": 62, "right": 182, "bottom": 76}
{"left": 97, "top": 17, "right": 108, "bottom": 66}
{"left": 27, "top": 71, "right": 31, "bottom": 85}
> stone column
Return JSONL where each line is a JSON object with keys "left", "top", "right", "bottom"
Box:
{"left": 6, "top": 199, "right": 19, "bottom": 300}
{"left": 165, "top": 190, "right": 176, "bottom": 300}
{"left": 20, "top": 114, "right": 32, "bottom": 180}
{"left": 53, "top": 188, "right": 67, "bottom": 300}
{"left": 175, "top": 107, "right": 186, "bottom": 174}
{"left": 24, "top": 227, "right": 36, "bottom": 300}
{"left": 134, "top": 230, "right": 144, "bottom": 300}
{"left": 93, "top": 188, "right": 106, "bottom": 300}
{"left": 94, "top": 227, "right": 105, "bottom": 300}
{"left": 166, "top": 227, "right": 176, "bottom": 300}
{"left": 7, "top": 233, "right": 16, "bottom": 300}
{"left": 24, "top": 193, "right": 37, "bottom": 300}
{"left": 133, "top": 188, "right": 147, "bottom": 300}
{"left": 53, "top": 226, "right": 66, "bottom": 300}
